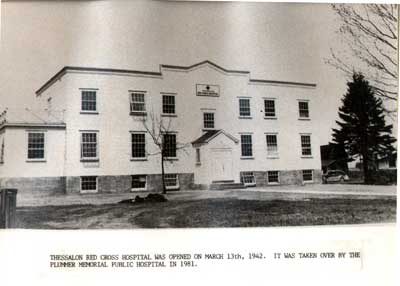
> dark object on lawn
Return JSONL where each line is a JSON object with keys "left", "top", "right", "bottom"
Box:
{"left": 145, "top": 193, "right": 168, "bottom": 202}
{"left": 135, "top": 195, "right": 145, "bottom": 203}
{"left": 118, "top": 194, "right": 168, "bottom": 204}
{"left": 118, "top": 199, "right": 135, "bottom": 204}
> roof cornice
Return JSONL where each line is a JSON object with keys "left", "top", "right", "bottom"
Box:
{"left": 36, "top": 60, "right": 317, "bottom": 95}
{"left": 0, "top": 122, "right": 66, "bottom": 132}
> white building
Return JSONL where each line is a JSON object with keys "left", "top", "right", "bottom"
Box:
{"left": 0, "top": 60, "right": 322, "bottom": 195}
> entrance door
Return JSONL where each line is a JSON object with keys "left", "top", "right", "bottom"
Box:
{"left": 211, "top": 148, "right": 233, "bottom": 181}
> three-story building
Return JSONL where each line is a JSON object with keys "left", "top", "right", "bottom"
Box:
{"left": 0, "top": 60, "right": 322, "bottom": 196}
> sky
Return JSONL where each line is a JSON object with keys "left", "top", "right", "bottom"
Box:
{"left": 0, "top": 0, "right": 396, "bottom": 144}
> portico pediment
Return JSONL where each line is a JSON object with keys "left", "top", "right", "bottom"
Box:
{"left": 191, "top": 129, "right": 238, "bottom": 148}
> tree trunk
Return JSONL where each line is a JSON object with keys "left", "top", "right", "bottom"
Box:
{"left": 362, "top": 154, "right": 371, "bottom": 184}
{"left": 161, "top": 152, "right": 167, "bottom": 194}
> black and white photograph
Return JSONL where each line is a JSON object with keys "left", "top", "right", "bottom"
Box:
{"left": 0, "top": 1, "right": 398, "bottom": 285}
{"left": 0, "top": 0, "right": 397, "bottom": 230}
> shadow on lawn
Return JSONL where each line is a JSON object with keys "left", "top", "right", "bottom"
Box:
{"left": 15, "top": 197, "right": 396, "bottom": 229}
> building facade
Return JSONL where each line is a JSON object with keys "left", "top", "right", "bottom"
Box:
{"left": 0, "top": 61, "right": 322, "bottom": 196}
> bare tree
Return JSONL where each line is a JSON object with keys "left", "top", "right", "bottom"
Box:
{"left": 326, "top": 4, "right": 398, "bottom": 113}
{"left": 141, "top": 112, "right": 189, "bottom": 194}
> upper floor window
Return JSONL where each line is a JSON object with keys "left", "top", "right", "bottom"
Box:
{"left": 130, "top": 91, "right": 146, "bottom": 113}
{"left": 203, "top": 112, "right": 215, "bottom": 129}
{"left": 300, "top": 134, "right": 312, "bottom": 156}
{"left": 131, "top": 132, "right": 146, "bottom": 159}
{"left": 266, "top": 134, "right": 278, "bottom": 157}
{"left": 27, "top": 132, "right": 45, "bottom": 160}
{"left": 239, "top": 98, "right": 251, "bottom": 117}
{"left": 162, "top": 95, "right": 175, "bottom": 115}
{"left": 162, "top": 133, "right": 177, "bottom": 158}
{"left": 240, "top": 134, "right": 253, "bottom": 158}
{"left": 81, "top": 132, "right": 98, "bottom": 161}
{"left": 81, "top": 90, "right": 97, "bottom": 112}
{"left": 298, "top": 100, "right": 309, "bottom": 119}
{"left": 264, "top": 99, "right": 276, "bottom": 118}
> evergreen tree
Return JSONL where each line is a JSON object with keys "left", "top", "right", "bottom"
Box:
{"left": 332, "top": 73, "right": 396, "bottom": 183}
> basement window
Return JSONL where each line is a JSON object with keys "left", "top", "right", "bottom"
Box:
{"left": 240, "top": 172, "right": 256, "bottom": 186}
{"left": 267, "top": 171, "right": 280, "bottom": 184}
{"left": 131, "top": 175, "right": 147, "bottom": 191}
{"left": 302, "top": 169, "right": 313, "bottom": 183}
{"left": 164, "top": 174, "right": 179, "bottom": 190}
{"left": 81, "top": 176, "right": 98, "bottom": 193}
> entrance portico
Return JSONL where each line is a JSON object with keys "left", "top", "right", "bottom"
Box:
{"left": 192, "top": 130, "right": 239, "bottom": 185}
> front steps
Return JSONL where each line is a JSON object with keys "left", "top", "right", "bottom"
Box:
{"left": 209, "top": 180, "right": 245, "bottom": 190}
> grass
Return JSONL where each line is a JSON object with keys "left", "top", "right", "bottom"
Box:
{"left": 15, "top": 197, "right": 396, "bottom": 229}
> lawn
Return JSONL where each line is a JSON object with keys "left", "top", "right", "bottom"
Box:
{"left": 15, "top": 197, "right": 396, "bottom": 229}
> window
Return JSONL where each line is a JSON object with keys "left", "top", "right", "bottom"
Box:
{"left": 241, "top": 134, "right": 253, "bottom": 157}
{"left": 81, "top": 176, "right": 98, "bottom": 192}
{"left": 131, "top": 175, "right": 147, "bottom": 190}
{"left": 264, "top": 99, "right": 276, "bottom": 117}
{"left": 27, "top": 132, "right": 45, "bottom": 160}
{"left": 81, "top": 90, "right": 97, "bottom": 112}
{"left": 203, "top": 112, "right": 215, "bottom": 129}
{"left": 267, "top": 171, "right": 280, "bottom": 184}
{"left": 81, "top": 132, "right": 98, "bottom": 160}
{"left": 241, "top": 172, "right": 256, "bottom": 186}
{"left": 130, "top": 92, "right": 146, "bottom": 113}
{"left": 298, "top": 101, "right": 309, "bottom": 118}
{"left": 162, "top": 95, "right": 175, "bottom": 114}
{"left": 163, "top": 133, "right": 177, "bottom": 158}
{"left": 239, "top": 98, "right": 251, "bottom": 117}
{"left": 0, "top": 139, "right": 4, "bottom": 163}
{"left": 266, "top": 134, "right": 278, "bottom": 157}
{"left": 164, "top": 174, "right": 179, "bottom": 189}
{"left": 131, "top": 133, "right": 146, "bottom": 159}
{"left": 302, "top": 169, "right": 313, "bottom": 182}
{"left": 196, "top": 148, "right": 201, "bottom": 164}
{"left": 301, "top": 135, "right": 312, "bottom": 156}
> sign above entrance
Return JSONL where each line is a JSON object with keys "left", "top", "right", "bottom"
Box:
{"left": 196, "top": 84, "right": 220, "bottom": 97}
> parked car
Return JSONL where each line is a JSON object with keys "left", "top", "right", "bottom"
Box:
{"left": 322, "top": 170, "right": 350, "bottom": 184}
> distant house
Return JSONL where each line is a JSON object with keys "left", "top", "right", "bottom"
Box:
{"left": 320, "top": 143, "right": 351, "bottom": 173}
{"left": 376, "top": 152, "right": 397, "bottom": 170}
{"left": 348, "top": 152, "right": 397, "bottom": 171}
